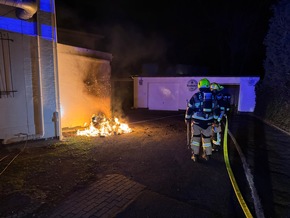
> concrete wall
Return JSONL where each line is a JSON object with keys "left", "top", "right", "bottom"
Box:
{"left": 133, "top": 76, "right": 259, "bottom": 112}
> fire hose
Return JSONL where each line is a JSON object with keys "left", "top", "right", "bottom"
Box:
{"left": 0, "top": 134, "right": 28, "bottom": 177}
{"left": 185, "top": 116, "right": 255, "bottom": 217}
{"left": 223, "top": 116, "right": 253, "bottom": 218}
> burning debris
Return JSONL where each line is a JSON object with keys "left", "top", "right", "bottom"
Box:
{"left": 77, "top": 113, "right": 132, "bottom": 137}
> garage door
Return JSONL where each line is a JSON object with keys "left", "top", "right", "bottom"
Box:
{"left": 148, "top": 83, "right": 179, "bottom": 111}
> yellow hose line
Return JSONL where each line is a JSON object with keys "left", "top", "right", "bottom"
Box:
{"left": 223, "top": 116, "right": 253, "bottom": 218}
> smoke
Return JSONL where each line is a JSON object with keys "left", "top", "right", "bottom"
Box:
{"left": 83, "top": 62, "right": 111, "bottom": 99}
{"left": 101, "top": 23, "right": 168, "bottom": 76}
{"left": 57, "top": 10, "right": 169, "bottom": 122}
{"left": 92, "top": 23, "right": 169, "bottom": 119}
{"left": 57, "top": 3, "right": 169, "bottom": 75}
{"left": 58, "top": 51, "right": 112, "bottom": 128}
{"left": 56, "top": 6, "right": 83, "bottom": 30}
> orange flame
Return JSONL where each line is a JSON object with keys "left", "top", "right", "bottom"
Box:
{"left": 77, "top": 114, "right": 132, "bottom": 137}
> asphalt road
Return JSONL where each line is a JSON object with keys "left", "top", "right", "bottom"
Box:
{"left": 115, "top": 109, "right": 250, "bottom": 217}
{"left": 228, "top": 113, "right": 290, "bottom": 218}
{"left": 118, "top": 109, "right": 290, "bottom": 218}
{"left": 1, "top": 109, "right": 289, "bottom": 218}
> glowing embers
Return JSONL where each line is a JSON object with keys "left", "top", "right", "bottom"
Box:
{"left": 77, "top": 113, "right": 132, "bottom": 137}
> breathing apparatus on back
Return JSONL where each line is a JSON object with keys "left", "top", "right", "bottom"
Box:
{"left": 197, "top": 78, "right": 213, "bottom": 118}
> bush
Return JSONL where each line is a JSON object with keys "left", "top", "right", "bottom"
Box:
{"left": 255, "top": 0, "right": 290, "bottom": 132}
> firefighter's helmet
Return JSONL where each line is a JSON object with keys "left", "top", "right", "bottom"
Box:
{"left": 198, "top": 78, "right": 210, "bottom": 89}
{"left": 210, "top": 82, "right": 224, "bottom": 91}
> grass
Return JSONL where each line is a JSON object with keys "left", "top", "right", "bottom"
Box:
{"left": 0, "top": 136, "right": 103, "bottom": 215}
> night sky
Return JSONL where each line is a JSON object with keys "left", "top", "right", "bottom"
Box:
{"left": 55, "top": 0, "right": 277, "bottom": 77}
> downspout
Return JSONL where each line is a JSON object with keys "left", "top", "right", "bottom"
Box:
{"left": 51, "top": 1, "right": 63, "bottom": 140}
{"left": 34, "top": 33, "right": 45, "bottom": 139}
{"left": 0, "top": 0, "right": 37, "bottom": 20}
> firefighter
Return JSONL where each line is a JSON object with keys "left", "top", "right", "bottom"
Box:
{"left": 210, "top": 82, "right": 224, "bottom": 151}
{"left": 219, "top": 92, "right": 232, "bottom": 118}
{"left": 185, "top": 78, "right": 215, "bottom": 162}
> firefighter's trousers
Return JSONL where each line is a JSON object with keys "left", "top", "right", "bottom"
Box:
{"left": 190, "top": 123, "right": 212, "bottom": 155}
{"left": 212, "top": 124, "right": 222, "bottom": 145}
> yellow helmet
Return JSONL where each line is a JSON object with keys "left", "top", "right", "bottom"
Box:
{"left": 198, "top": 78, "right": 210, "bottom": 89}
{"left": 210, "top": 82, "right": 224, "bottom": 91}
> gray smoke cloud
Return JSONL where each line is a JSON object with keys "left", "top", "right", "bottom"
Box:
{"left": 101, "top": 23, "right": 168, "bottom": 76}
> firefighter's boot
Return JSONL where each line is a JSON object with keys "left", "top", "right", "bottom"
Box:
{"left": 202, "top": 153, "right": 210, "bottom": 161}
{"left": 191, "top": 153, "right": 198, "bottom": 162}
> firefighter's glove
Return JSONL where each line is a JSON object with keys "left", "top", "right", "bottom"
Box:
{"left": 213, "top": 126, "right": 217, "bottom": 132}
{"left": 185, "top": 114, "right": 191, "bottom": 124}
{"left": 213, "top": 122, "right": 219, "bottom": 127}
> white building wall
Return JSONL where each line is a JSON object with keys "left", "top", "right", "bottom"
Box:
{"left": 57, "top": 44, "right": 112, "bottom": 129}
{"left": 0, "top": 0, "right": 61, "bottom": 143}
{"left": 0, "top": 33, "right": 36, "bottom": 138}
{"left": 133, "top": 76, "right": 259, "bottom": 112}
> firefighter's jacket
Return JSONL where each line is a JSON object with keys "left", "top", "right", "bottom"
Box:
{"left": 185, "top": 90, "right": 216, "bottom": 129}
{"left": 212, "top": 91, "right": 231, "bottom": 121}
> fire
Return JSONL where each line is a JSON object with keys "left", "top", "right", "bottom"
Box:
{"left": 77, "top": 113, "right": 132, "bottom": 137}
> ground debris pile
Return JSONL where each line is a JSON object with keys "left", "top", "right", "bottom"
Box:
{"left": 77, "top": 113, "right": 132, "bottom": 137}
